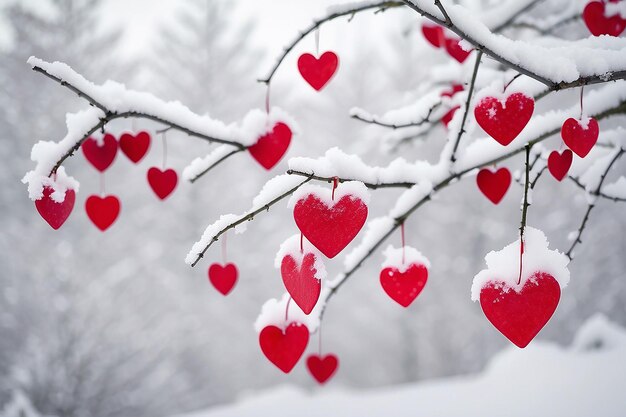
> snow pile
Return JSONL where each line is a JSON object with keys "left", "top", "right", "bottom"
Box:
{"left": 288, "top": 181, "right": 371, "bottom": 208}
{"left": 381, "top": 245, "right": 430, "bottom": 273}
{"left": 254, "top": 291, "right": 328, "bottom": 333}
{"left": 274, "top": 234, "right": 327, "bottom": 282}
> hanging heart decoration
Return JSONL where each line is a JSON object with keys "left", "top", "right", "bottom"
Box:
{"left": 474, "top": 93, "right": 534, "bottom": 146}
{"left": 306, "top": 354, "right": 339, "bottom": 384}
{"left": 297, "top": 51, "right": 339, "bottom": 91}
{"left": 81, "top": 134, "right": 118, "bottom": 172}
{"left": 561, "top": 117, "right": 599, "bottom": 158}
{"left": 421, "top": 24, "right": 445, "bottom": 48}
{"left": 248, "top": 122, "right": 292, "bottom": 170}
{"left": 281, "top": 253, "right": 322, "bottom": 315}
{"left": 35, "top": 186, "right": 75, "bottom": 230}
{"left": 444, "top": 37, "right": 472, "bottom": 63}
{"left": 583, "top": 1, "right": 626, "bottom": 37}
{"left": 147, "top": 167, "right": 178, "bottom": 200}
{"left": 119, "top": 131, "right": 151, "bottom": 163}
{"left": 259, "top": 323, "right": 309, "bottom": 373}
{"left": 208, "top": 263, "right": 238, "bottom": 296}
{"left": 85, "top": 194, "right": 121, "bottom": 231}
{"left": 547, "top": 149, "right": 573, "bottom": 181}
{"left": 380, "top": 264, "right": 429, "bottom": 307}
{"left": 476, "top": 167, "right": 511, "bottom": 204}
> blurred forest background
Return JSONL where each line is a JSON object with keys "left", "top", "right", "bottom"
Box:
{"left": 0, "top": 0, "right": 625, "bottom": 416}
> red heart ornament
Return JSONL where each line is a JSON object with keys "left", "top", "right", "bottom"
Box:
{"left": 547, "top": 149, "right": 573, "bottom": 181}
{"left": 82, "top": 134, "right": 118, "bottom": 172}
{"left": 479, "top": 272, "right": 561, "bottom": 348}
{"left": 380, "top": 264, "right": 428, "bottom": 307}
{"left": 119, "top": 131, "right": 151, "bottom": 163}
{"left": 85, "top": 194, "right": 120, "bottom": 231}
{"left": 35, "top": 186, "right": 75, "bottom": 230}
{"left": 297, "top": 51, "right": 339, "bottom": 91}
{"left": 147, "top": 167, "right": 178, "bottom": 200}
{"left": 306, "top": 354, "right": 339, "bottom": 384}
{"left": 421, "top": 24, "right": 445, "bottom": 48}
{"left": 293, "top": 194, "right": 368, "bottom": 259}
{"left": 441, "top": 105, "right": 460, "bottom": 128}
{"left": 561, "top": 117, "right": 599, "bottom": 158}
{"left": 583, "top": 1, "right": 626, "bottom": 37}
{"left": 248, "top": 122, "right": 292, "bottom": 170}
{"left": 259, "top": 323, "right": 309, "bottom": 373}
{"left": 208, "top": 263, "right": 238, "bottom": 295}
{"left": 476, "top": 167, "right": 511, "bottom": 205}
{"left": 475, "top": 93, "right": 534, "bottom": 146}
{"left": 444, "top": 37, "right": 472, "bottom": 63}
{"left": 281, "top": 253, "right": 321, "bottom": 315}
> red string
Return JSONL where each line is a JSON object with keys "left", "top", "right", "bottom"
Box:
{"left": 161, "top": 131, "right": 168, "bottom": 169}
{"left": 265, "top": 83, "right": 271, "bottom": 114}
{"left": 300, "top": 233, "right": 304, "bottom": 254}
{"left": 222, "top": 232, "right": 227, "bottom": 264}
{"left": 401, "top": 222, "right": 406, "bottom": 265}
{"left": 285, "top": 297, "right": 292, "bottom": 322}
{"left": 331, "top": 177, "right": 339, "bottom": 201}
{"left": 100, "top": 172, "right": 105, "bottom": 196}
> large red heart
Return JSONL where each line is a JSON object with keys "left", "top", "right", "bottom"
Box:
{"left": 147, "top": 167, "right": 178, "bottom": 200}
{"left": 444, "top": 37, "right": 472, "bottom": 63}
{"left": 35, "top": 186, "right": 75, "bottom": 230}
{"left": 297, "top": 51, "right": 339, "bottom": 91}
{"left": 547, "top": 149, "right": 573, "bottom": 181}
{"left": 85, "top": 194, "right": 120, "bottom": 231}
{"left": 119, "top": 131, "right": 151, "bottom": 163}
{"left": 248, "top": 122, "right": 292, "bottom": 170}
{"left": 561, "top": 117, "right": 599, "bottom": 158}
{"left": 293, "top": 194, "right": 368, "bottom": 259}
{"left": 479, "top": 272, "right": 561, "bottom": 348}
{"left": 259, "top": 323, "right": 309, "bottom": 373}
{"left": 281, "top": 253, "right": 321, "bottom": 315}
{"left": 474, "top": 93, "right": 534, "bottom": 146}
{"left": 306, "top": 354, "right": 338, "bottom": 384}
{"left": 82, "top": 134, "right": 118, "bottom": 172}
{"left": 476, "top": 167, "right": 511, "bottom": 205}
{"left": 583, "top": 1, "right": 626, "bottom": 37}
{"left": 380, "top": 264, "right": 428, "bottom": 307}
{"left": 421, "top": 24, "right": 445, "bottom": 48}
{"left": 208, "top": 263, "right": 238, "bottom": 296}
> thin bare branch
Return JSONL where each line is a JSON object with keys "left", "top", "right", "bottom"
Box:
{"left": 286, "top": 170, "right": 415, "bottom": 189}
{"left": 350, "top": 102, "right": 441, "bottom": 129}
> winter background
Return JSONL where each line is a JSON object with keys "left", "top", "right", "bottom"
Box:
{"left": 1, "top": 0, "right": 626, "bottom": 416}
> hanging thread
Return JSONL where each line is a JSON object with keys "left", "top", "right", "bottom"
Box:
{"left": 315, "top": 27, "right": 320, "bottom": 56}
{"left": 318, "top": 321, "right": 323, "bottom": 356}
{"left": 265, "top": 83, "right": 271, "bottom": 114}
{"left": 285, "top": 297, "right": 292, "bottom": 322}
{"left": 401, "top": 222, "right": 406, "bottom": 265}
{"left": 222, "top": 232, "right": 228, "bottom": 264}
{"left": 300, "top": 233, "right": 304, "bottom": 254}
{"left": 579, "top": 85, "right": 585, "bottom": 120}
{"left": 161, "top": 130, "right": 168, "bottom": 169}
{"left": 331, "top": 177, "right": 339, "bottom": 201}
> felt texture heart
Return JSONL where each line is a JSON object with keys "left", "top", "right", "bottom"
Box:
{"left": 248, "top": 122, "right": 292, "bottom": 170}
{"left": 147, "top": 167, "right": 178, "bottom": 200}
{"left": 547, "top": 149, "right": 573, "bottom": 181}
{"left": 297, "top": 51, "right": 339, "bottom": 91}
{"left": 479, "top": 272, "right": 561, "bottom": 348}
{"left": 306, "top": 354, "right": 339, "bottom": 384}
{"left": 444, "top": 37, "right": 472, "bottom": 63}
{"left": 421, "top": 24, "right": 445, "bottom": 48}
{"left": 561, "top": 117, "right": 599, "bottom": 158}
{"left": 259, "top": 323, "right": 309, "bottom": 373}
{"left": 119, "top": 131, "right": 151, "bottom": 163}
{"left": 82, "top": 134, "right": 118, "bottom": 172}
{"left": 583, "top": 1, "right": 626, "bottom": 37}
{"left": 380, "top": 264, "right": 428, "bottom": 307}
{"left": 476, "top": 167, "right": 511, "bottom": 205}
{"left": 208, "top": 263, "right": 238, "bottom": 296}
{"left": 85, "top": 195, "right": 120, "bottom": 231}
{"left": 474, "top": 93, "right": 534, "bottom": 146}
{"left": 35, "top": 186, "right": 75, "bottom": 230}
{"left": 281, "top": 253, "right": 321, "bottom": 315}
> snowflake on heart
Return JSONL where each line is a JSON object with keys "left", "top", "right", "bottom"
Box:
{"left": 379, "top": 245, "right": 430, "bottom": 308}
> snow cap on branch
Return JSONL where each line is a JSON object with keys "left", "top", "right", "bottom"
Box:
{"left": 288, "top": 181, "right": 371, "bottom": 208}
{"left": 254, "top": 291, "right": 328, "bottom": 333}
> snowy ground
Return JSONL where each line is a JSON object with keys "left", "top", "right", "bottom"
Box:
{"left": 178, "top": 315, "right": 626, "bottom": 417}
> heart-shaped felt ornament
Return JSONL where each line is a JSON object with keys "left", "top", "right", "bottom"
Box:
{"left": 259, "top": 323, "right": 309, "bottom": 373}
{"left": 583, "top": 1, "right": 626, "bottom": 37}
{"left": 297, "top": 51, "right": 339, "bottom": 91}
{"left": 119, "top": 131, "right": 151, "bottom": 163}
{"left": 480, "top": 272, "right": 561, "bottom": 348}
{"left": 147, "top": 167, "right": 178, "bottom": 200}
{"left": 208, "top": 263, "right": 238, "bottom": 296}
{"left": 85, "top": 194, "right": 120, "bottom": 231}
{"left": 306, "top": 354, "right": 339, "bottom": 384}
{"left": 248, "top": 122, "right": 292, "bottom": 170}
{"left": 476, "top": 167, "right": 511, "bottom": 204}
{"left": 281, "top": 253, "right": 321, "bottom": 315}
{"left": 474, "top": 93, "right": 534, "bottom": 146}
{"left": 444, "top": 37, "right": 472, "bottom": 63}
{"left": 82, "top": 134, "right": 118, "bottom": 172}
{"left": 421, "top": 24, "right": 445, "bottom": 48}
{"left": 547, "top": 149, "right": 573, "bottom": 181}
{"left": 561, "top": 117, "right": 599, "bottom": 158}
{"left": 380, "top": 264, "right": 428, "bottom": 307}
{"left": 35, "top": 186, "right": 75, "bottom": 230}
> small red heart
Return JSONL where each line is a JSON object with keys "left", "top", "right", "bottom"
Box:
{"left": 208, "top": 263, "right": 238, "bottom": 295}
{"left": 480, "top": 272, "right": 561, "bottom": 348}
{"left": 82, "top": 134, "right": 118, "bottom": 172}
{"left": 441, "top": 84, "right": 464, "bottom": 98}
{"left": 259, "top": 323, "right": 309, "bottom": 373}
{"left": 583, "top": 1, "right": 626, "bottom": 37}
{"left": 474, "top": 93, "right": 534, "bottom": 146}
{"left": 35, "top": 186, "right": 75, "bottom": 230}
{"left": 380, "top": 264, "right": 428, "bottom": 307}
{"left": 306, "top": 354, "right": 339, "bottom": 384}
{"left": 85, "top": 194, "right": 120, "bottom": 231}
{"left": 561, "top": 117, "right": 599, "bottom": 158}
{"left": 281, "top": 253, "right": 321, "bottom": 315}
{"left": 441, "top": 105, "right": 460, "bottom": 128}
{"left": 444, "top": 37, "right": 472, "bottom": 63}
{"left": 147, "top": 167, "right": 178, "bottom": 200}
{"left": 547, "top": 149, "right": 573, "bottom": 181}
{"left": 297, "top": 51, "right": 339, "bottom": 91}
{"left": 119, "top": 131, "right": 151, "bottom": 163}
{"left": 294, "top": 194, "right": 368, "bottom": 259}
{"left": 421, "top": 24, "right": 445, "bottom": 48}
{"left": 476, "top": 167, "right": 511, "bottom": 205}
{"left": 248, "top": 122, "right": 292, "bottom": 170}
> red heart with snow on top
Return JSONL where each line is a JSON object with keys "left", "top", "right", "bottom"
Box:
{"left": 297, "top": 51, "right": 339, "bottom": 91}
{"left": 35, "top": 186, "right": 75, "bottom": 230}
{"left": 441, "top": 105, "right": 460, "bottom": 128}
{"left": 474, "top": 93, "right": 534, "bottom": 146}
{"left": 147, "top": 167, "right": 178, "bottom": 200}
{"left": 548, "top": 149, "right": 573, "bottom": 181}
{"left": 380, "top": 264, "right": 428, "bottom": 308}
{"left": 259, "top": 323, "right": 309, "bottom": 373}
{"left": 82, "top": 134, "right": 118, "bottom": 172}
{"left": 561, "top": 117, "right": 599, "bottom": 158}
{"left": 444, "top": 37, "right": 472, "bottom": 63}
{"left": 307, "top": 354, "right": 339, "bottom": 384}
{"left": 119, "top": 131, "right": 151, "bottom": 163}
{"left": 479, "top": 271, "right": 561, "bottom": 348}
{"left": 583, "top": 1, "right": 626, "bottom": 37}
{"left": 281, "top": 253, "right": 321, "bottom": 315}
{"left": 476, "top": 167, "right": 511, "bottom": 205}
{"left": 248, "top": 122, "right": 292, "bottom": 170}
{"left": 208, "top": 263, "right": 238, "bottom": 296}
{"left": 421, "top": 24, "right": 445, "bottom": 48}
{"left": 85, "top": 194, "right": 120, "bottom": 231}
{"left": 293, "top": 194, "right": 368, "bottom": 259}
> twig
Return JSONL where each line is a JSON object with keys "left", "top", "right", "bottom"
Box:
{"left": 518, "top": 144, "right": 532, "bottom": 284}
{"left": 351, "top": 102, "right": 441, "bottom": 129}
{"left": 568, "top": 176, "right": 626, "bottom": 203}
{"left": 434, "top": 0, "right": 452, "bottom": 27}
{"left": 286, "top": 170, "right": 415, "bottom": 189}
{"left": 189, "top": 148, "right": 246, "bottom": 183}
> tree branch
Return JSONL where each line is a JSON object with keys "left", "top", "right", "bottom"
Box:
{"left": 286, "top": 169, "right": 415, "bottom": 189}
{"left": 188, "top": 148, "right": 246, "bottom": 183}
{"left": 350, "top": 102, "right": 441, "bottom": 129}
